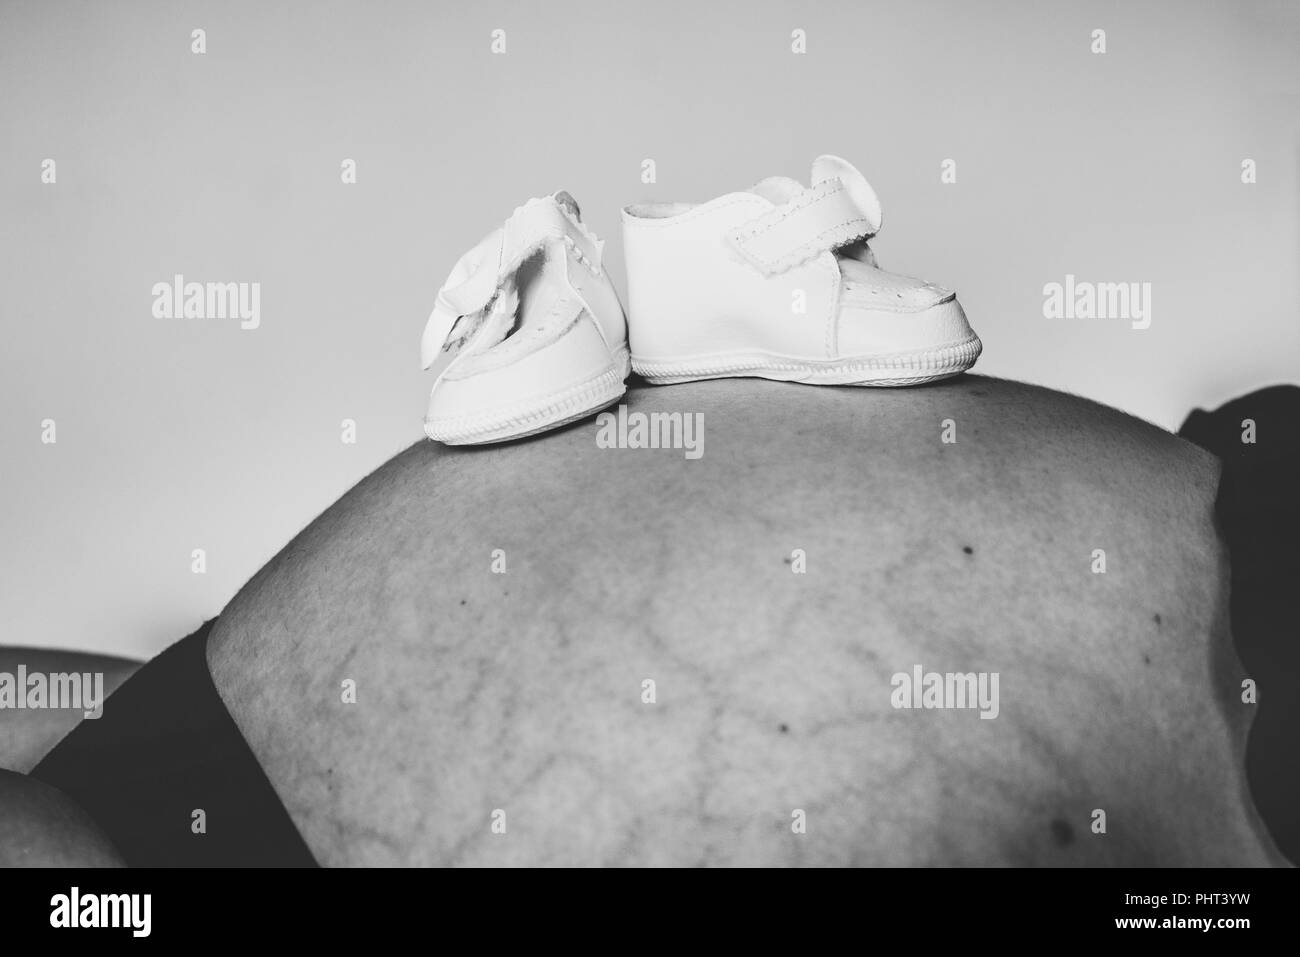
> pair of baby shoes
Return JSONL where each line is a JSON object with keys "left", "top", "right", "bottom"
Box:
{"left": 421, "top": 155, "right": 982, "bottom": 445}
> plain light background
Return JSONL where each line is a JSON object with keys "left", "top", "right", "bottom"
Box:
{"left": 2, "top": 0, "right": 1297, "bottom": 658}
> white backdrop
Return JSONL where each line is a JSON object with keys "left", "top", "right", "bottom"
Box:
{"left": 2, "top": 0, "right": 1297, "bottom": 657}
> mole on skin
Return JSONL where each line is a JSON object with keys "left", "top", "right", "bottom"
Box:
{"left": 1050, "top": 819, "right": 1075, "bottom": 847}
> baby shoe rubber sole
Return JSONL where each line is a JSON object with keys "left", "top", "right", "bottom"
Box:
{"left": 629, "top": 341, "right": 980, "bottom": 387}
{"left": 424, "top": 348, "right": 630, "bottom": 444}
{"left": 621, "top": 155, "right": 981, "bottom": 387}
{"left": 421, "top": 192, "right": 630, "bottom": 445}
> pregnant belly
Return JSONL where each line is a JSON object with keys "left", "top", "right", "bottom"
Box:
{"left": 204, "top": 379, "right": 1281, "bottom": 866}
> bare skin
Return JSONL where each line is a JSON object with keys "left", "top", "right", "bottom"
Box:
{"left": 0, "top": 770, "right": 124, "bottom": 867}
{"left": 1, "top": 375, "right": 1286, "bottom": 865}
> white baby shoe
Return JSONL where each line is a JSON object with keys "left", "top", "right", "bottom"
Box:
{"left": 621, "top": 155, "right": 981, "bottom": 386}
{"left": 421, "top": 192, "right": 629, "bottom": 444}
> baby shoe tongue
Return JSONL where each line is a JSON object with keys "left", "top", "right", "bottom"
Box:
{"left": 811, "top": 154, "right": 882, "bottom": 234}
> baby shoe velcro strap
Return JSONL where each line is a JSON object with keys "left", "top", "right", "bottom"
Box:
{"left": 438, "top": 197, "right": 600, "bottom": 318}
{"left": 727, "top": 179, "right": 876, "bottom": 276}
{"left": 422, "top": 195, "right": 603, "bottom": 370}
